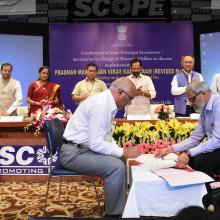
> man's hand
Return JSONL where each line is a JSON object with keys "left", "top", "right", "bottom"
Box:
{"left": 175, "top": 152, "right": 190, "bottom": 169}
{"left": 154, "top": 146, "right": 174, "bottom": 158}
{"left": 81, "top": 93, "right": 89, "bottom": 101}
{"left": 136, "top": 86, "right": 151, "bottom": 98}
{"left": 136, "top": 86, "right": 143, "bottom": 96}
{"left": 123, "top": 146, "right": 141, "bottom": 158}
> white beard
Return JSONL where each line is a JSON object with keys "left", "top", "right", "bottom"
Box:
{"left": 195, "top": 102, "right": 205, "bottom": 113}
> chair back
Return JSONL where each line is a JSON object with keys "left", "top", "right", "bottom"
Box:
{"left": 44, "top": 118, "right": 64, "bottom": 155}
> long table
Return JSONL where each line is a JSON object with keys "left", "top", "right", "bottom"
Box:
{"left": 0, "top": 118, "right": 198, "bottom": 145}
{"left": 0, "top": 121, "right": 46, "bottom": 145}
{"left": 0, "top": 118, "right": 198, "bottom": 181}
{"left": 0, "top": 122, "right": 48, "bottom": 181}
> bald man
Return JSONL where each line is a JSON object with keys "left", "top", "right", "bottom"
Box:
{"left": 60, "top": 77, "right": 141, "bottom": 217}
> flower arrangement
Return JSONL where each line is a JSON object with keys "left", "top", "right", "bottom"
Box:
{"left": 113, "top": 118, "right": 197, "bottom": 147}
{"left": 155, "top": 104, "right": 173, "bottom": 120}
{"left": 24, "top": 105, "right": 72, "bottom": 135}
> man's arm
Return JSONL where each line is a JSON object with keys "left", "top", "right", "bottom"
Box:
{"left": 173, "top": 117, "right": 206, "bottom": 155}
{"left": 171, "top": 75, "right": 186, "bottom": 96}
{"left": 72, "top": 82, "right": 89, "bottom": 103}
{"left": 87, "top": 103, "right": 141, "bottom": 158}
{"left": 72, "top": 94, "right": 89, "bottom": 103}
{"left": 137, "top": 77, "right": 156, "bottom": 99}
{"left": 155, "top": 117, "right": 206, "bottom": 158}
{"left": 7, "top": 81, "right": 23, "bottom": 115}
{"left": 189, "top": 103, "right": 220, "bottom": 156}
{"left": 146, "top": 77, "right": 156, "bottom": 99}
{"left": 87, "top": 104, "right": 124, "bottom": 157}
{"left": 101, "top": 80, "right": 108, "bottom": 91}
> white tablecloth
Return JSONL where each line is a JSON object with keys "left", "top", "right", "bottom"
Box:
{"left": 122, "top": 166, "right": 207, "bottom": 218}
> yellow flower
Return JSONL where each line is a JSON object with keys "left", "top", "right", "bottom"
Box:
{"left": 113, "top": 118, "right": 197, "bottom": 147}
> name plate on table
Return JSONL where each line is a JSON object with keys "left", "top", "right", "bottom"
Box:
{"left": 190, "top": 113, "right": 200, "bottom": 120}
{"left": 0, "top": 116, "right": 24, "bottom": 122}
{"left": 127, "top": 114, "right": 151, "bottom": 120}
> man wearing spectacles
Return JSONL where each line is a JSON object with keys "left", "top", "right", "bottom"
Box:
{"left": 61, "top": 77, "right": 141, "bottom": 217}
{"left": 125, "top": 58, "right": 156, "bottom": 116}
{"left": 171, "top": 54, "right": 203, "bottom": 117}
{"left": 155, "top": 80, "right": 220, "bottom": 181}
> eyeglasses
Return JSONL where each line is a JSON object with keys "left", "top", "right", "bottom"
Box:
{"left": 119, "top": 89, "right": 134, "bottom": 101}
{"left": 188, "top": 92, "right": 201, "bottom": 103}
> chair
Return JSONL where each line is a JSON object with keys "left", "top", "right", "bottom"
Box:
{"left": 43, "top": 118, "right": 102, "bottom": 213}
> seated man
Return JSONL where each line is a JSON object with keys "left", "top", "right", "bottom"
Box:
{"left": 60, "top": 77, "right": 141, "bottom": 216}
{"left": 72, "top": 63, "right": 107, "bottom": 104}
{"left": 125, "top": 58, "right": 156, "bottom": 116}
{"left": 155, "top": 80, "right": 220, "bottom": 178}
{"left": 0, "top": 63, "right": 23, "bottom": 116}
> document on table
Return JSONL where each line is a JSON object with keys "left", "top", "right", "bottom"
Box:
{"left": 153, "top": 168, "right": 214, "bottom": 187}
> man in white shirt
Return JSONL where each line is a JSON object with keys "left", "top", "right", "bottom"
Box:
{"left": 171, "top": 54, "right": 203, "bottom": 117}
{"left": 0, "top": 63, "right": 23, "bottom": 116}
{"left": 126, "top": 58, "right": 156, "bottom": 116}
{"left": 60, "top": 77, "right": 141, "bottom": 217}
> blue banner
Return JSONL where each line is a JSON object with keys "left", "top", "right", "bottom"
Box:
{"left": 0, "top": 145, "right": 57, "bottom": 175}
{"left": 50, "top": 23, "right": 193, "bottom": 114}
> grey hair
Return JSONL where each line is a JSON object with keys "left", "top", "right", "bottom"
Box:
{"left": 185, "top": 80, "right": 211, "bottom": 94}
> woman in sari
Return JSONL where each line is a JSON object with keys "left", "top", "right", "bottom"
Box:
{"left": 27, "top": 66, "right": 62, "bottom": 116}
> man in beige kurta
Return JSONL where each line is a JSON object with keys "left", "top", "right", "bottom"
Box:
{"left": 0, "top": 63, "right": 23, "bottom": 116}
{"left": 126, "top": 58, "right": 156, "bottom": 116}
{"left": 72, "top": 63, "right": 107, "bottom": 104}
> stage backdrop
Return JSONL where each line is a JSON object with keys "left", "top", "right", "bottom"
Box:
{"left": 50, "top": 23, "right": 193, "bottom": 115}
{"left": 0, "top": 34, "right": 43, "bottom": 106}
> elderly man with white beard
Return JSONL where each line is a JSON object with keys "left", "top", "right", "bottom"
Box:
{"left": 155, "top": 80, "right": 220, "bottom": 180}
